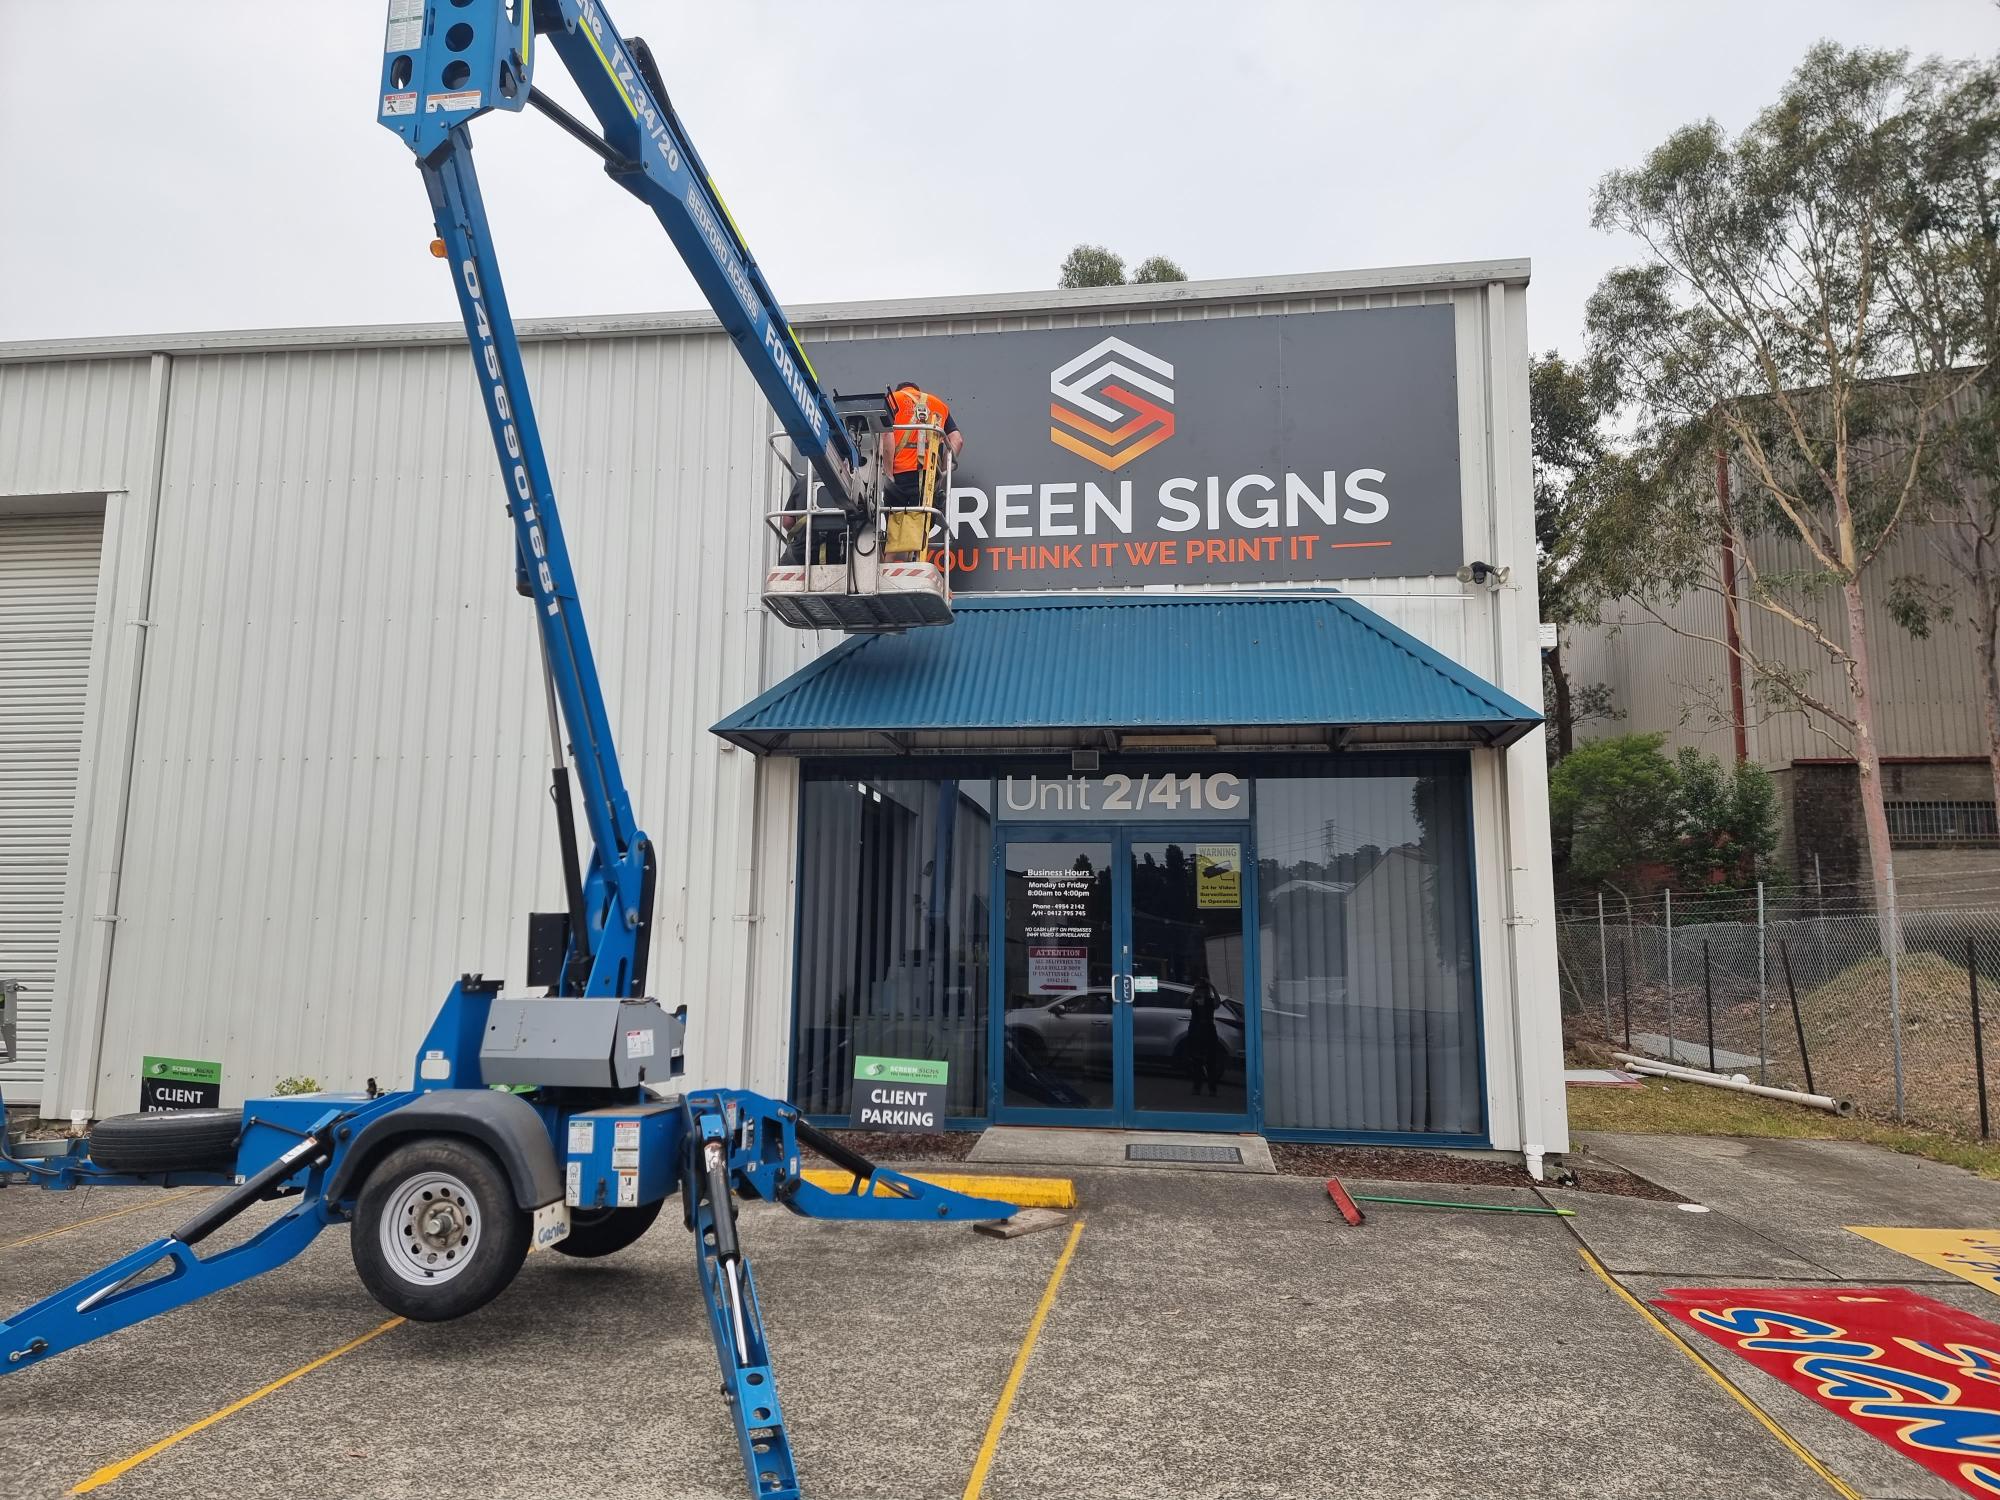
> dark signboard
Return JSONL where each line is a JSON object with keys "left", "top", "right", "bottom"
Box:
{"left": 805, "top": 306, "right": 1461, "bottom": 588}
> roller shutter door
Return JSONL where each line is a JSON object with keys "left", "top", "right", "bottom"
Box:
{"left": 0, "top": 512, "right": 102, "bottom": 1098}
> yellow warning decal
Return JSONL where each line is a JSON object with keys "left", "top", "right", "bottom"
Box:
{"left": 1847, "top": 1225, "right": 2000, "bottom": 1299}
{"left": 577, "top": 8, "right": 637, "bottom": 117}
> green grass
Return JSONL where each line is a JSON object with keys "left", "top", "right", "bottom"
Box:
{"left": 1567, "top": 1076, "right": 2000, "bottom": 1180}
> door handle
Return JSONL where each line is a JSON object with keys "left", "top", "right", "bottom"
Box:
{"left": 1113, "top": 974, "right": 1132, "bottom": 1004}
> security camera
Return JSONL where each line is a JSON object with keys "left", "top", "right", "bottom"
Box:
{"left": 1456, "top": 561, "right": 1510, "bottom": 589}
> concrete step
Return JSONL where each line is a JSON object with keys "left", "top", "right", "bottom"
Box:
{"left": 968, "top": 1126, "right": 1275, "bottom": 1173}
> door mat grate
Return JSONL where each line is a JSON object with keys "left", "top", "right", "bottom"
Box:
{"left": 1126, "top": 1143, "right": 1243, "bottom": 1164}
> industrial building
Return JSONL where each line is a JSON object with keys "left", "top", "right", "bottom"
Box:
{"left": 1565, "top": 492, "right": 2000, "bottom": 901}
{"left": 0, "top": 261, "right": 1566, "bottom": 1166}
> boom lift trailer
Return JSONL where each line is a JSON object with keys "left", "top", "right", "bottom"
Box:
{"left": 0, "top": 5, "right": 1007, "bottom": 1496}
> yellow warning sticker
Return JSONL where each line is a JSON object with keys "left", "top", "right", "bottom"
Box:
{"left": 1846, "top": 1226, "right": 2000, "bottom": 1298}
{"left": 1195, "top": 843, "right": 1240, "bottom": 910}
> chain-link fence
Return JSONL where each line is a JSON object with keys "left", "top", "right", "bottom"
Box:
{"left": 1556, "top": 881, "right": 1998, "bottom": 1139}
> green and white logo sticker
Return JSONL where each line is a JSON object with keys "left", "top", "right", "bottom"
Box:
{"left": 143, "top": 1056, "right": 221, "bottom": 1085}
{"left": 853, "top": 1055, "right": 948, "bottom": 1085}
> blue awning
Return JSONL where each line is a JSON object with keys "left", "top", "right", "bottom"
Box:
{"left": 713, "top": 594, "right": 1540, "bottom": 755}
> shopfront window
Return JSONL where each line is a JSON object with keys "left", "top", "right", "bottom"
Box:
{"left": 793, "top": 777, "right": 991, "bottom": 1118}
{"left": 1256, "top": 763, "right": 1481, "bottom": 1135}
{"left": 793, "top": 756, "right": 1484, "bottom": 1137}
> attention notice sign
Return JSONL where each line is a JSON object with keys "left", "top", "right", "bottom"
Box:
{"left": 140, "top": 1055, "right": 221, "bottom": 1113}
{"left": 805, "top": 306, "right": 1463, "bottom": 589}
{"left": 851, "top": 1056, "right": 948, "bottom": 1132}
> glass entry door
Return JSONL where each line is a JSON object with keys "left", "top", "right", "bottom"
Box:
{"left": 998, "top": 828, "right": 1252, "bottom": 1128}
{"left": 1000, "top": 838, "right": 1118, "bottom": 1118}
{"left": 1125, "top": 836, "right": 1251, "bottom": 1122}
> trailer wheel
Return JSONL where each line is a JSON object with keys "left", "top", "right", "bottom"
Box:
{"left": 350, "top": 1138, "right": 528, "bottom": 1321}
{"left": 551, "top": 1199, "right": 663, "bottom": 1258}
{"left": 88, "top": 1109, "right": 242, "bottom": 1173}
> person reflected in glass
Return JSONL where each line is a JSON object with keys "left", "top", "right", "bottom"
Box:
{"left": 1186, "top": 978, "right": 1227, "bottom": 1098}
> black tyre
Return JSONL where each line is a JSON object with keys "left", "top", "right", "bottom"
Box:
{"left": 551, "top": 1198, "right": 663, "bottom": 1259}
{"left": 88, "top": 1109, "right": 242, "bottom": 1173}
{"left": 350, "top": 1137, "right": 529, "bottom": 1321}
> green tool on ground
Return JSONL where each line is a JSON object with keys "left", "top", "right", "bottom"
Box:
{"left": 1350, "top": 1193, "right": 1574, "bottom": 1217}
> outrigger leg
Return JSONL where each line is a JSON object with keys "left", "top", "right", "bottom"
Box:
{"left": 681, "top": 1092, "right": 1016, "bottom": 1499}
{"left": 1, "top": 1119, "right": 344, "bottom": 1372}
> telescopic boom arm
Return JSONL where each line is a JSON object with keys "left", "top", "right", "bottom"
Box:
{"left": 377, "top": 0, "right": 865, "bottom": 995}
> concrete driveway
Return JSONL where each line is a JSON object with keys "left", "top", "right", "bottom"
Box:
{"left": 2, "top": 1138, "right": 1996, "bottom": 1500}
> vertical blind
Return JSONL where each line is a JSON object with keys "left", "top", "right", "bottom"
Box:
{"left": 793, "top": 778, "right": 991, "bottom": 1117}
{"left": 1256, "top": 763, "right": 1480, "bottom": 1134}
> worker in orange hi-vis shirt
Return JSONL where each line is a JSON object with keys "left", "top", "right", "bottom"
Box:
{"left": 878, "top": 382, "right": 964, "bottom": 556}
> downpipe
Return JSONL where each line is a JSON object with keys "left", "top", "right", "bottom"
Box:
{"left": 1611, "top": 1052, "right": 1853, "bottom": 1116}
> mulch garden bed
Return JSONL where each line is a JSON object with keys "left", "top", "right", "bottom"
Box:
{"left": 802, "top": 1127, "right": 1682, "bottom": 1200}
{"left": 1268, "top": 1141, "right": 1685, "bottom": 1201}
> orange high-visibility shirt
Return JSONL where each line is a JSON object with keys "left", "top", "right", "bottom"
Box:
{"left": 887, "top": 387, "right": 952, "bottom": 475}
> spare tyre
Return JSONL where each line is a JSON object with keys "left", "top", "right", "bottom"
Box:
{"left": 89, "top": 1109, "right": 243, "bottom": 1174}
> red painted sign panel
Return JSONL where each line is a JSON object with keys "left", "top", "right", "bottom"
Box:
{"left": 1652, "top": 1286, "right": 2000, "bottom": 1497}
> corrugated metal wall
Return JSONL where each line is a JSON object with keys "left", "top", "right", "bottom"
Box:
{"left": 1569, "top": 519, "right": 1985, "bottom": 766}
{"left": 0, "top": 272, "right": 1562, "bottom": 1159}
{"left": 0, "top": 358, "right": 156, "bottom": 496}
{"left": 1566, "top": 375, "right": 1991, "bottom": 770}
{"left": 77, "top": 335, "right": 784, "bottom": 1111}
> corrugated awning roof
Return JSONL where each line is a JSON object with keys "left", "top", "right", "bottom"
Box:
{"left": 713, "top": 594, "right": 1539, "bottom": 756}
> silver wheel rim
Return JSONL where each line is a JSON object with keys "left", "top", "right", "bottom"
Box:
{"left": 379, "top": 1169, "right": 481, "bottom": 1286}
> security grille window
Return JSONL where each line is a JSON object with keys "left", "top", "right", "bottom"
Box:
{"left": 793, "top": 777, "right": 992, "bottom": 1118}
{"left": 1255, "top": 760, "right": 1481, "bottom": 1136}
{"left": 1885, "top": 800, "right": 2000, "bottom": 848}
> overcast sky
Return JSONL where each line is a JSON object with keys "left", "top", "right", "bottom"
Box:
{"left": 3, "top": 2, "right": 1994, "bottom": 358}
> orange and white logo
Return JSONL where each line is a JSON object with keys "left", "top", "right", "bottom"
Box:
{"left": 1049, "top": 337, "right": 1175, "bottom": 471}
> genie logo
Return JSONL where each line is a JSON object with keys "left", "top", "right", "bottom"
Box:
{"left": 461, "top": 259, "right": 559, "bottom": 617}
{"left": 1048, "top": 337, "right": 1176, "bottom": 471}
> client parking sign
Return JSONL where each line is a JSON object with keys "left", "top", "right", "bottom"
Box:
{"left": 140, "top": 1055, "right": 222, "bottom": 1113}
{"left": 851, "top": 1056, "right": 947, "bottom": 1132}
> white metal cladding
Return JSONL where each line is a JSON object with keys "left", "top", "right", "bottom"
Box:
{"left": 87, "top": 335, "right": 786, "bottom": 1113}
{"left": 0, "top": 513, "right": 104, "bottom": 1088}
{"left": 0, "top": 358, "right": 156, "bottom": 499}
{"left": 0, "top": 266, "right": 1559, "bottom": 1159}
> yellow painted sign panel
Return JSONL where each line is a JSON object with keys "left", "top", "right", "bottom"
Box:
{"left": 1195, "top": 843, "right": 1241, "bottom": 909}
{"left": 1846, "top": 1226, "right": 2000, "bottom": 1298}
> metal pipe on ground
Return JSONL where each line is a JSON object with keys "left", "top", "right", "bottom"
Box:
{"left": 1611, "top": 1052, "right": 1853, "bottom": 1116}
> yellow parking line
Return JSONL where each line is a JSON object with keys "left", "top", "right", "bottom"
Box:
{"left": 801, "top": 1169, "right": 1076, "bottom": 1210}
{"left": 1576, "top": 1246, "right": 1861, "bottom": 1500}
{"left": 1, "top": 1189, "right": 211, "bottom": 1252}
{"left": 963, "top": 1218, "right": 1085, "bottom": 1500}
{"left": 69, "top": 1317, "right": 406, "bottom": 1494}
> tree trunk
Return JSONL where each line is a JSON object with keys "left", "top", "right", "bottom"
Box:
{"left": 1842, "top": 575, "right": 1901, "bottom": 955}
{"left": 1549, "top": 640, "right": 1575, "bottom": 762}
{"left": 1979, "top": 577, "right": 2000, "bottom": 844}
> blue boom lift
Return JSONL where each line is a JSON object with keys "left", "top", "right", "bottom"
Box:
{"left": 0, "top": 4, "right": 1002, "bottom": 1496}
